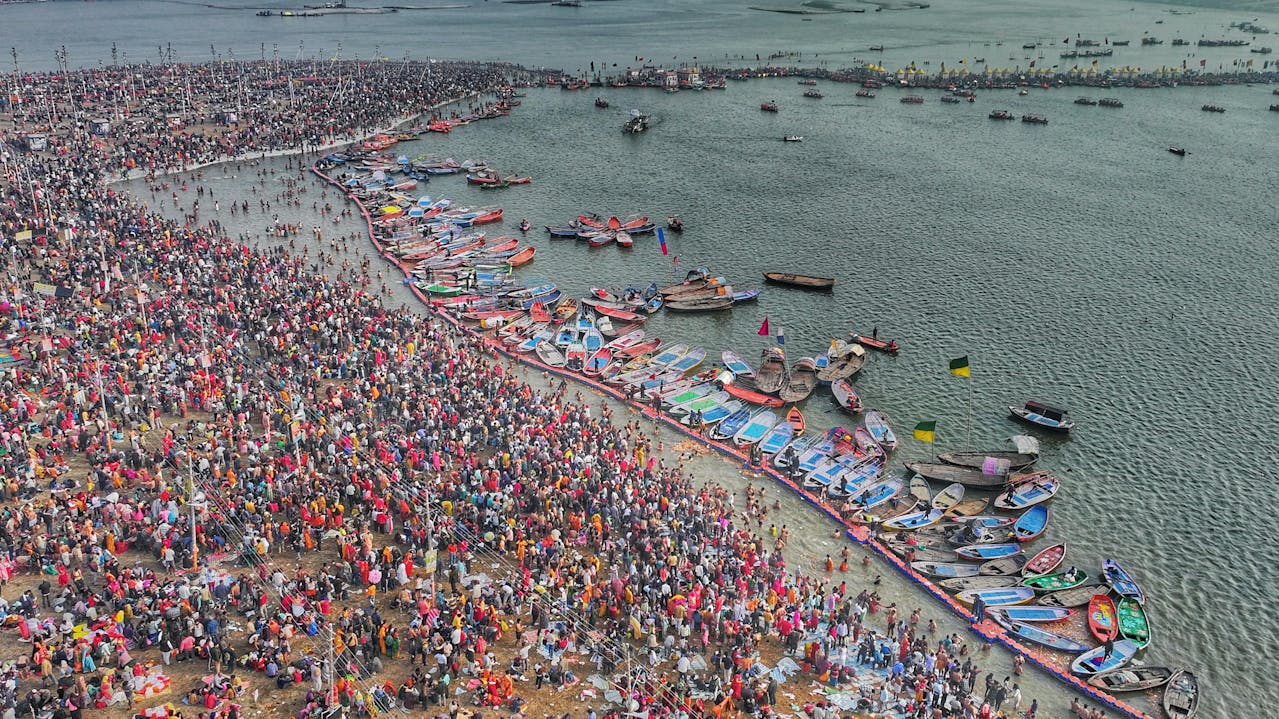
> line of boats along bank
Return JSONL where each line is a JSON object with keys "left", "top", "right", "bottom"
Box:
{"left": 317, "top": 153, "right": 1200, "bottom": 719}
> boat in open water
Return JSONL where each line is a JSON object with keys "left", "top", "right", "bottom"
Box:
{"left": 762, "top": 271, "right": 835, "bottom": 290}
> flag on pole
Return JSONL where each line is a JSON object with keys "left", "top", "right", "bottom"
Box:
{"left": 776, "top": 325, "right": 786, "bottom": 346}
{"left": 657, "top": 227, "right": 668, "bottom": 256}
{"left": 913, "top": 421, "right": 937, "bottom": 443}
{"left": 949, "top": 356, "right": 970, "bottom": 377}
{"left": 757, "top": 316, "right": 770, "bottom": 337}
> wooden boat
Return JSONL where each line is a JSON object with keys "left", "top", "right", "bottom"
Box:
{"left": 762, "top": 271, "right": 835, "bottom": 290}
{"left": 904, "top": 462, "right": 1008, "bottom": 488}
{"left": 1071, "top": 639, "right": 1139, "bottom": 676}
{"left": 1039, "top": 584, "right": 1105, "bottom": 608}
{"left": 551, "top": 298, "right": 579, "bottom": 324}
{"left": 1023, "top": 542, "right": 1066, "bottom": 577}
{"left": 615, "top": 338, "right": 661, "bottom": 360}
{"left": 931, "top": 482, "right": 965, "bottom": 511}
{"left": 907, "top": 475, "right": 931, "bottom": 504}
{"left": 938, "top": 450, "right": 1038, "bottom": 471}
{"left": 1009, "top": 401, "right": 1075, "bottom": 431}
{"left": 778, "top": 357, "right": 819, "bottom": 402}
{"left": 911, "top": 561, "right": 981, "bottom": 578}
{"left": 994, "top": 472, "right": 1060, "bottom": 510}
{"left": 1023, "top": 570, "right": 1089, "bottom": 592}
{"left": 1012, "top": 505, "right": 1049, "bottom": 542}
{"left": 724, "top": 382, "right": 786, "bottom": 407}
{"left": 664, "top": 279, "right": 730, "bottom": 300}
{"left": 945, "top": 497, "right": 990, "bottom": 517}
{"left": 849, "top": 332, "right": 900, "bottom": 354}
{"left": 995, "top": 605, "right": 1074, "bottom": 623}
{"left": 992, "top": 616, "right": 1092, "bottom": 653}
{"left": 755, "top": 348, "right": 788, "bottom": 394}
{"left": 1162, "top": 670, "right": 1200, "bottom": 719}
{"left": 1088, "top": 666, "right": 1174, "bottom": 692}
{"left": 815, "top": 345, "right": 866, "bottom": 383}
{"left": 1088, "top": 593, "right": 1120, "bottom": 642}
{"left": 665, "top": 297, "right": 733, "bottom": 312}
{"left": 939, "top": 576, "right": 1021, "bottom": 591}
{"left": 1101, "top": 559, "right": 1145, "bottom": 604}
{"left": 536, "top": 341, "right": 566, "bottom": 367}
{"left": 955, "top": 543, "right": 1022, "bottom": 561}
{"left": 1116, "top": 597, "right": 1150, "bottom": 649}
{"left": 657, "top": 267, "right": 714, "bottom": 295}
{"left": 721, "top": 350, "right": 754, "bottom": 377}
{"left": 979, "top": 555, "right": 1028, "bottom": 576}
{"left": 885, "top": 508, "right": 943, "bottom": 531}
{"left": 831, "top": 378, "right": 861, "bottom": 413}
{"left": 861, "top": 411, "right": 897, "bottom": 451}
{"left": 889, "top": 545, "right": 957, "bottom": 563}
{"left": 786, "top": 407, "right": 806, "bottom": 435}
{"left": 955, "top": 586, "right": 1036, "bottom": 606}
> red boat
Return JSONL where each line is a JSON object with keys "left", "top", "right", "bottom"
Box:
{"left": 615, "top": 338, "right": 661, "bottom": 359}
{"left": 530, "top": 302, "right": 551, "bottom": 324}
{"left": 593, "top": 304, "right": 644, "bottom": 323}
{"left": 467, "top": 174, "right": 502, "bottom": 185}
{"left": 850, "top": 332, "right": 900, "bottom": 354}
{"left": 1023, "top": 542, "right": 1065, "bottom": 577}
{"left": 724, "top": 382, "right": 786, "bottom": 408}
{"left": 1088, "top": 594, "right": 1120, "bottom": 643}
{"left": 760, "top": 101, "right": 779, "bottom": 112}
{"left": 471, "top": 209, "right": 504, "bottom": 225}
{"left": 504, "top": 176, "right": 532, "bottom": 185}
{"left": 507, "top": 246, "right": 536, "bottom": 267}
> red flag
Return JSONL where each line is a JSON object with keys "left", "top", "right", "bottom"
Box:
{"left": 757, "top": 316, "right": 770, "bottom": 336}
{"left": 1200, "top": 59, "right": 1207, "bottom": 67}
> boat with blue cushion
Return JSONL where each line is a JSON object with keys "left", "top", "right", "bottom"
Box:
{"left": 1009, "top": 401, "right": 1076, "bottom": 431}
{"left": 1013, "top": 505, "right": 1050, "bottom": 542}
{"left": 955, "top": 543, "right": 1023, "bottom": 561}
{"left": 713, "top": 407, "right": 754, "bottom": 439}
{"left": 758, "top": 422, "right": 795, "bottom": 455}
{"left": 734, "top": 410, "right": 778, "bottom": 446}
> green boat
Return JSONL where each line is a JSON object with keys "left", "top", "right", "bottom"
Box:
{"left": 1117, "top": 597, "right": 1151, "bottom": 648}
{"left": 669, "top": 391, "right": 729, "bottom": 418}
{"left": 421, "top": 283, "right": 462, "bottom": 296}
{"left": 1022, "top": 569, "right": 1089, "bottom": 592}
{"left": 663, "top": 385, "right": 712, "bottom": 408}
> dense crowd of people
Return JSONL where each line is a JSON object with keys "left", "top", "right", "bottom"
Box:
{"left": 0, "top": 61, "right": 1068, "bottom": 719}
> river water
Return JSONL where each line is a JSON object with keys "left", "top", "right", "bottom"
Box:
{"left": 20, "top": 0, "right": 1279, "bottom": 715}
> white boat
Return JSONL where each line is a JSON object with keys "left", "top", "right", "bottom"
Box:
{"left": 734, "top": 410, "right": 778, "bottom": 446}
{"left": 721, "top": 350, "right": 755, "bottom": 377}
{"left": 1071, "top": 640, "right": 1140, "bottom": 676}
{"left": 863, "top": 410, "right": 898, "bottom": 451}
{"left": 885, "top": 508, "right": 944, "bottom": 531}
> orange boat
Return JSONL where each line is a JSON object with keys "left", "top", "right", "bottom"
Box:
{"left": 507, "top": 246, "right": 536, "bottom": 267}
{"left": 530, "top": 302, "right": 551, "bottom": 324}
{"left": 724, "top": 382, "right": 785, "bottom": 408}
{"left": 787, "top": 407, "right": 806, "bottom": 436}
{"left": 471, "top": 209, "right": 504, "bottom": 225}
